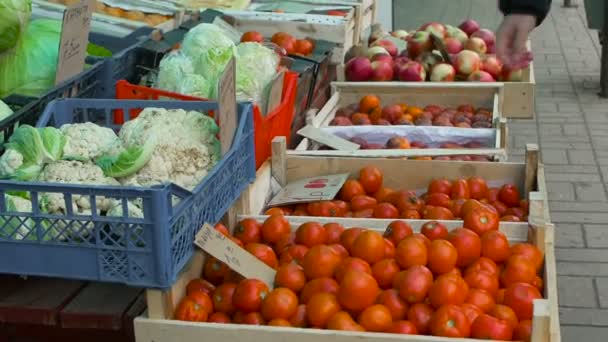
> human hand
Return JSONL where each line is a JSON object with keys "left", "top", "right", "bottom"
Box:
{"left": 496, "top": 14, "right": 536, "bottom": 69}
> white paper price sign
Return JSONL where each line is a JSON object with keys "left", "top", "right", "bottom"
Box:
{"left": 267, "top": 173, "right": 349, "bottom": 206}
{"left": 195, "top": 223, "right": 276, "bottom": 288}
{"left": 55, "top": 0, "right": 94, "bottom": 85}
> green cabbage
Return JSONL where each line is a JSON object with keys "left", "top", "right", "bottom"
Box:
{"left": 96, "top": 139, "right": 156, "bottom": 178}
{"left": 0, "top": 100, "right": 13, "bottom": 120}
{"left": 0, "top": 19, "right": 62, "bottom": 98}
{"left": 236, "top": 42, "right": 280, "bottom": 103}
{"left": 156, "top": 51, "right": 211, "bottom": 98}
{"left": 181, "top": 23, "right": 236, "bottom": 99}
{"left": 0, "top": 0, "right": 32, "bottom": 53}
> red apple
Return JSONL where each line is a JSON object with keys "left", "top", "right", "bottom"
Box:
{"left": 367, "top": 46, "right": 390, "bottom": 59}
{"left": 459, "top": 19, "right": 480, "bottom": 36}
{"left": 397, "top": 61, "right": 427, "bottom": 81}
{"left": 394, "top": 117, "right": 413, "bottom": 125}
{"left": 419, "top": 22, "right": 447, "bottom": 38}
{"left": 330, "top": 117, "right": 353, "bottom": 126}
{"left": 345, "top": 57, "right": 373, "bottom": 81}
{"left": 368, "top": 29, "right": 389, "bottom": 46}
{"left": 391, "top": 30, "right": 409, "bottom": 39}
{"left": 465, "top": 37, "right": 487, "bottom": 55}
{"left": 371, "top": 60, "right": 394, "bottom": 81}
{"left": 382, "top": 104, "right": 404, "bottom": 123}
{"left": 416, "top": 51, "right": 443, "bottom": 73}
{"left": 487, "top": 43, "right": 496, "bottom": 54}
{"left": 471, "top": 29, "right": 496, "bottom": 49}
{"left": 335, "top": 107, "right": 354, "bottom": 118}
{"left": 500, "top": 67, "right": 523, "bottom": 82}
{"left": 424, "top": 105, "right": 443, "bottom": 114}
{"left": 454, "top": 50, "right": 481, "bottom": 76}
{"left": 430, "top": 63, "right": 456, "bottom": 82}
{"left": 445, "top": 37, "right": 463, "bottom": 54}
{"left": 386, "top": 137, "right": 410, "bottom": 149}
{"left": 372, "top": 39, "right": 398, "bottom": 57}
{"left": 467, "top": 70, "right": 495, "bottom": 82}
{"left": 407, "top": 31, "right": 433, "bottom": 58}
{"left": 410, "top": 141, "right": 428, "bottom": 148}
{"left": 372, "top": 53, "right": 394, "bottom": 65}
{"left": 481, "top": 55, "right": 503, "bottom": 79}
{"left": 445, "top": 25, "right": 469, "bottom": 44}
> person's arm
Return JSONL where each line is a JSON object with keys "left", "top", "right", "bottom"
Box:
{"left": 499, "top": 0, "right": 552, "bottom": 26}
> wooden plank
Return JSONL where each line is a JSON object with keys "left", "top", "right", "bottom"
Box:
{"left": 288, "top": 148, "right": 507, "bottom": 158}
{"left": 272, "top": 137, "right": 288, "bottom": 187}
{"left": 0, "top": 277, "right": 85, "bottom": 326}
{"left": 59, "top": 283, "right": 142, "bottom": 330}
{"left": 525, "top": 144, "right": 540, "bottom": 198}
{"left": 123, "top": 292, "right": 148, "bottom": 342}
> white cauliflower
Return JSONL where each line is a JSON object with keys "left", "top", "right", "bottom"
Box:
{"left": 0, "top": 195, "right": 34, "bottom": 240}
{"left": 0, "top": 149, "right": 23, "bottom": 177}
{"left": 107, "top": 201, "right": 144, "bottom": 218}
{"left": 60, "top": 122, "right": 122, "bottom": 161}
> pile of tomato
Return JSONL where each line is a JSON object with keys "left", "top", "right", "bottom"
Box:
{"left": 266, "top": 165, "right": 529, "bottom": 223}
{"left": 175, "top": 212, "right": 544, "bottom": 341}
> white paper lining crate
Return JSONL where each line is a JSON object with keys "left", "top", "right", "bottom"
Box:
{"left": 294, "top": 82, "right": 508, "bottom": 161}
{"left": 135, "top": 217, "right": 559, "bottom": 342}
{"left": 216, "top": 8, "right": 361, "bottom": 64}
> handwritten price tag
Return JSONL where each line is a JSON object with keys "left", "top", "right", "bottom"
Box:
{"left": 195, "top": 223, "right": 276, "bottom": 288}
{"left": 55, "top": 0, "right": 94, "bottom": 85}
{"left": 267, "top": 173, "right": 349, "bottom": 206}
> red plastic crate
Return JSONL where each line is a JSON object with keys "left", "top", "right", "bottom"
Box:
{"left": 115, "top": 71, "right": 297, "bottom": 169}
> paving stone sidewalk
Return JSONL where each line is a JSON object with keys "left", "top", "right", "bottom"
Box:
{"left": 508, "top": 1, "right": 608, "bottom": 340}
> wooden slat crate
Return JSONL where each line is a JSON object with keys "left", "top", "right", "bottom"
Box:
{"left": 293, "top": 82, "right": 508, "bottom": 160}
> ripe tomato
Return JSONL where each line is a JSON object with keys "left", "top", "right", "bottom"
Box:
{"left": 289, "top": 304, "right": 307, "bottom": 327}
{"left": 358, "top": 304, "right": 393, "bottom": 332}
{"left": 511, "top": 243, "right": 544, "bottom": 272}
{"left": 273, "top": 232, "right": 295, "bottom": 255}
{"left": 429, "top": 305, "right": 471, "bottom": 338}
{"left": 408, "top": 303, "right": 434, "bottom": 334}
{"left": 265, "top": 207, "right": 287, "bottom": 216}
{"left": 234, "top": 218, "right": 262, "bottom": 244}
{"left": 351, "top": 195, "right": 378, "bottom": 211}
{"left": 245, "top": 243, "right": 279, "bottom": 269}
{"left": 203, "top": 257, "right": 230, "bottom": 285}
{"left": 427, "top": 239, "right": 458, "bottom": 275}
{"left": 232, "top": 279, "right": 269, "bottom": 313}
{"left": 334, "top": 257, "right": 372, "bottom": 282}
{"left": 513, "top": 320, "right": 533, "bottom": 342}
{"left": 261, "top": 288, "right": 298, "bottom": 321}
{"left": 268, "top": 318, "right": 292, "bottom": 327}
{"left": 340, "top": 227, "right": 364, "bottom": 254}
{"left": 429, "top": 273, "right": 469, "bottom": 308}
{"left": 295, "top": 222, "right": 328, "bottom": 247}
{"left": 383, "top": 220, "right": 413, "bottom": 246}
{"left": 373, "top": 203, "right": 399, "bottom": 219}
{"left": 500, "top": 255, "right": 537, "bottom": 287}
{"left": 384, "top": 239, "right": 396, "bottom": 259}
{"left": 377, "top": 289, "right": 408, "bottom": 321}
{"left": 372, "top": 259, "right": 400, "bottom": 289}
{"left": 174, "top": 298, "right": 208, "bottom": 322}
{"left": 492, "top": 201, "right": 508, "bottom": 216}
{"left": 275, "top": 263, "right": 306, "bottom": 292}
{"left": 428, "top": 178, "right": 452, "bottom": 195}
{"left": 208, "top": 312, "right": 231, "bottom": 323}
{"left": 299, "top": 277, "right": 339, "bottom": 304}
{"left": 401, "top": 209, "right": 421, "bottom": 219}
{"left": 307, "top": 201, "right": 340, "bottom": 217}
{"left": 499, "top": 184, "right": 521, "bottom": 207}
{"left": 412, "top": 233, "right": 432, "bottom": 249}
{"left": 466, "top": 257, "right": 499, "bottom": 278}
{"left": 279, "top": 244, "right": 308, "bottom": 265}
{"left": 339, "top": 179, "right": 366, "bottom": 201}
{"left": 505, "top": 207, "right": 526, "bottom": 219}
{"left": 324, "top": 223, "right": 345, "bottom": 244}
{"left": 187, "top": 291, "right": 214, "bottom": 314}
{"left": 353, "top": 208, "right": 373, "bottom": 218}
{"left": 471, "top": 313, "right": 514, "bottom": 340}
{"left": 395, "top": 236, "right": 428, "bottom": 269}
{"left": 337, "top": 270, "right": 380, "bottom": 312}
{"left": 503, "top": 282, "right": 542, "bottom": 321}
{"left": 449, "top": 198, "right": 466, "bottom": 217}
{"left": 466, "top": 288, "right": 496, "bottom": 313}
{"left": 359, "top": 165, "right": 383, "bottom": 194}
{"left": 306, "top": 292, "right": 341, "bottom": 328}
{"left": 212, "top": 283, "right": 237, "bottom": 315}
{"left": 426, "top": 193, "right": 451, "bottom": 208}
{"left": 487, "top": 187, "right": 500, "bottom": 202}
{"left": 302, "top": 245, "right": 341, "bottom": 279}
{"left": 294, "top": 39, "right": 314, "bottom": 55}
{"left": 461, "top": 303, "right": 484, "bottom": 325}
{"left": 423, "top": 206, "right": 455, "bottom": 220}
{"left": 463, "top": 207, "right": 499, "bottom": 235}
{"left": 396, "top": 265, "right": 434, "bottom": 304}
{"left": 374, "top": 187, "right": 395, "bottom": 203}
{"left": 421, "top": 221, "right": 448, "bottom": 241}
{"left": 392, "top": 191, "right": 424, "bottom": 213}
{"left": 447, "top": 228, "right": 481, "bottom": 267}
{"left": 332, "top": 200, "right": 350, "bottom": 216}
{"left": 464, "top": 270, "right": 500, "bottom": 297}
{"left": 327, "top": 311, "right": 364, "bottom": 331}
{"left": 481, "top": 230, "right": 511, "bottom": 263}
{"left": 496, "top": 289, "right": 506, "bottom": 304}
{"left": 489, "top": 304, "right": 519, "bottom": 329}
{"left": 387, "top": 320, "right": 418, "bottom": 334}
{"left": 451, "top": 179, "right": 471, "bottom": 199}
{"left": 186, "top": 278, "right": 215, "bottom": 296}
{"left": 532, "top": 275, "right": 544, "bottom": 292}
{"left": 241, "top": 31, "right": 264, "bottom": 43}
{"left": 262, "top": 214, "right": 291, "bottom": 244}
{"left": 214, "top": 223, "right": 230, "bottom": 236}
{"left": 330, "top": 243, "right": 349, "bottom": 259}
{"left": 468, "top": 177, "right": 489, "bottom": 200}
{"left": 352, "top": 230, "right": 386, "bottom": 264}
{"left": 241, "top": 312, "right": 266, "bottom": 325}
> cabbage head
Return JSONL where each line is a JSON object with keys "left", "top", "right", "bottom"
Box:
{"left": 181, "top": 23, "right": 236, "bottom": 99}
{"left": 0, "top": 0, "right": 32, "bottom": 53}
{"left": 236, "top": 42, "right": 280, "bottom": 103}
{"left": 0, "top": 19, "right": 62, "bottom": 98}
{"left": 0, "top": 99, "right": 13, "bottom": 121}
{"left": 156, "top": 51, "right": 211, "bottom": 98}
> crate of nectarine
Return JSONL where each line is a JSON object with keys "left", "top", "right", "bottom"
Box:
{"left": 134, "top": 213, "right": 559, "bottom": 342}
{"left": 294, "top": 82, "right": 507, "bottom": 162}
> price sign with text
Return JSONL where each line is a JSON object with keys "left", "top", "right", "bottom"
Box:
{"left": 267, "top": 173, "right": 349, "bottom": 206}
{"left": 55, "top": 0, "right": 94, "bottom": 85}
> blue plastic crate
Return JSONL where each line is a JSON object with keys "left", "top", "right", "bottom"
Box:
{"left": 0, "top": 99, "right": 256, "bottom": 288}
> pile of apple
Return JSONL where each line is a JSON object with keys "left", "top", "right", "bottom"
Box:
{"left": 345, "top": 19, "right": 523, "bottom": 83}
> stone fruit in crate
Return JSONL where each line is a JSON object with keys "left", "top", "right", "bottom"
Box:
{"left": 330, "top": 117, "right": 353, "bottom": 126}
{"left": 386, "top": 137, "right": 411, "bottom": 149}
{"left": 482, "top": 55, "right": 503, "bottom": 79}
{"left": 407, "top": 31, "right": 433, "bottom": 59}
{"left": 372, "top": 39, "right": 399, "bottom": 57}
{"left": 397, "top": 61, "right": 427, "bottom": 82}
{"left": 430, "top": 63, "right": 456, "bottom": 82}
{"left": 410, "top": 141, "right": 428, "bottom": 148}
{"left": 371, "top": 61, "right": 394, "bottom": 81}
{"left": 352, "top": 113, "right": 372, "bottom": 125}
{"left": 500, "top": 68, "right": 523, "bottom": 82}
{"left": 471, "top": 29, "right": 496, "bottom": 49}
{"left": 446, "top": 25, "right": 469, "bottom": 44}
{"left": 465, "top": 37, "right": 487, "bottom": 55}
{"left": 372, "top": 54, "right": 394, "bottom": 65}
{"left": 335, "top": 107, "right": 355, "bottom": 118}
{"left": 391, "top": 30, "right": 409, "bottom": 39}
{"left": 367, "top": 46, "right": 390, "bottom": 59}
{"left": 468, "top": 70, "right": 495, "bottom": 82}
{"left": 419, "top": 22, "right": 447, "bottom": 39}
{"left": 382, "top": 104, "right": 404, "bottom": 123}
{"left": 445, "top": 37, "right": 464, "bottom": 54}
{"left": 345, "top": 57, "right": 373, "bottom": 81}
{"left": 454, "top": 50, "right": 481, "bottom": 76}
{"left": 459, "top": 19, "right": 481, "bottom": 36}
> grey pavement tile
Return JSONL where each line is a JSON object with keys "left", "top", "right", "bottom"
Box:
{"left": 547, "top": 182, "right": 575, "bottom": 201}
{"left": 557, "top": 276, "right": 597, "bottom": 308}
{"left": 560, "top": 308, "right": 608, "bottom": 326}
{"left": 575, "top": 182, "right": 608, "bottom": 201}
{"left": 550, "top": 202, "right": 608, "bottom": 213}
{"left": 585, "top": 225, "right": 608, "bottom": 248}
{"left": 546, "top": 172, "right": 601, "bottom": 183}
{"left": 542, "top": 149, "right": 568, "bottom": 164}
{"left": 556, "top": 248, "right": 608, "bottom": 262}
{"left": 567, "top": 150, "right": 597, "bottom": 165}
{"left": 555, "top": 223, "right": 585, "bottom": 248}
{"left": 562, "top": 326, "right": 608, "bottom": 342}
{"left": 552, "top": 212, "right": 608, "bottom": 224}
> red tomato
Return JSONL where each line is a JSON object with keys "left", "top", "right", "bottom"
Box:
{"left": 451, "top": 179, "right": 471, "bottom": 200}
{"left": 232, "top": 279, "right": 270, "bottom": 313}
{"left": 468, "top": 177, "right": 489, "bottom": 200}
{"left": 383, "top": 220, "right": 413, "bottom": 246}
{"left": 499, "top": 184, "right": 521, "bottom": 207}
{"left": 471, "top": 313, "right": 514, "bottom": 340}
{"left": 234, "top": 218, "right": 262, "bottom": 244}
{"left": 421, "top": 221, "right": 449, "bottom": 241}
{"left": 429, "top": 305, "right": 471, "bottom": 338}
{"left": 428, "top": 179, "right": 452, "bottom": 195}
{"left": 426, "top": 193, "right": 451, "bottom": 208}
{"left": 503, "top": 283, "right": 543, "bottom": 321}
{"left": 463, "top": 207, "right": 499, "bottom": 235}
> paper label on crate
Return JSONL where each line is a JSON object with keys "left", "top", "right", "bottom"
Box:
{"left": 195, "top": 223, "right": 276, "bottom": 288}
{"left": 55, "top": 0, "right": 95, "bottom": 85}
{"left": 298, "top": 125, "right": 361, "bottom": 151}
{"left": 267, "top": 173, "right": 349, "bottom": 206}
{"left": 218, "top": 56, "right": 237, "bottom": 156}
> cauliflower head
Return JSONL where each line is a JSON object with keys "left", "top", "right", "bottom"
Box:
{"left": 61, "top": 122, "right": 122, "bottom": 161}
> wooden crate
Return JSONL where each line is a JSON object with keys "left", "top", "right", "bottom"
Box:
{"left": 336, "top": 59, "right": 536, "bottom": 119}
{"left": 135, "top": 213, "right": 559, "bottom": 342}
{"left": 293, "top": 82, "right": 508, "bottom": 160}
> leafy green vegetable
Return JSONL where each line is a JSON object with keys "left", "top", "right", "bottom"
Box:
{"left": 96, "top": 139, "right": 156, "bottom": 178}
{"left": 87, "top": 43, "right": 112, "bottom": 58}
{"left": 156, "top": 51, "right": 211, "bottom": 98}
{"left": 0, "top": 0, "right": 31, "bottom": 53}
{"left": 0, "top": 19, "right": 62, "bottom": 98}
{"left": 235, "top": 42, "right": 280, "bottom": 103}
{"left": 39, "top": 127, "right": 66, "bottom": 162}
{"left": 0, "top": 99, "right": 13, "bottom": 121}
